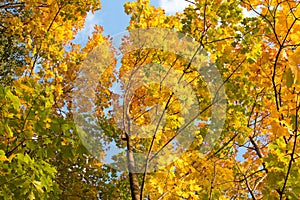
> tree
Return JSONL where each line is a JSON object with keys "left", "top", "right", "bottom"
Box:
{"left": 2, "top": 0, "right": 300, "bottom": 199}
{"left": 76, "top": 0, "right": 300, "bottom": 199}
{"left": 0, "top": 0, "right": 118, "bottom": 199}
{"left": 0, "top": 4, "right": 26, "bottom": 86}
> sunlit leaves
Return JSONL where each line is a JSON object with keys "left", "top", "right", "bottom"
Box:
{"left": 0, "top": 0, "right": 118, "bottom": 199}
{"left": 114, "top": 0, "right": 300, "bottom": 199}
{"left": 2, "top": 0, "right": 300, "bottom": 198}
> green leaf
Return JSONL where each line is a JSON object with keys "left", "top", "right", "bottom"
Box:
{"left": 5, "top": 87, "right": 21, "bottom": 110}
{"left": 5, "top": 123, "right": 13, "bottom": 137}
{"left": 0, "top": 150, "right": 5, "bottom": 156}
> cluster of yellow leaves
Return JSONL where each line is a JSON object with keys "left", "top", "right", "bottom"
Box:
{"left": 0, "top": 1, "right": 118, "bottom": 199}
{"left": 124, "top": 0, "right": 182, "bottom": 29}
{"left": 2, "top": 0, "right": 106, "bottom": 111}
{"left": 116, "top": 0, "right": 300, "bottom": 199}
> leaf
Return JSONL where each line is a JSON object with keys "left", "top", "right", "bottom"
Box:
{"left": 28, "top": 191, "right": 35, "bottom": 200}
{"left": 284, "top": 67, "right": 294, "bottom": 88}
{"left": 5, "top": 123, "right": 13, "bottom": 137}
{"left": 0, "top": 155, "right": 7, "bottom": 162}
{"left": 32, "top": 180, "right": 44, "bottom": 194}
{"left": 5, "top": 87, "right": 21, "bottom": 110}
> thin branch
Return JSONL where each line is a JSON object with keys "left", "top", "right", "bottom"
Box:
{"left": 236, "top": 164, "right": 256, "bottom": 200}
{"left": 184, "top": 0, "right": 196, "bottom": 5}
{"left": 272, "top": 17, "right": 298, "bottom": 111}
{"left": 0, "top": 172, "right": 28, "bottom": 187}
{"left": 244, "top": 174, "right": 256, "bottom": 200}
{"left": 209, "top": 161, "right": 217, "bottom": 200}
{"left": 29, "top": 4, "right": 64, "bottom": 76}
{"left": 280, "top": 93, "right": 300, "bottom": 199}
{"left": 140, "top": 92, "right": 174, "bottom": 199}
{"left": 0, "top": 2, "right": 24, "bottom": 9}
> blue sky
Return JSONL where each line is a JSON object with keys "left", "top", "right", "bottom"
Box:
{"left": 74, "top": 0, "right": 191, "bottom": 44}
{"left": 73, "top": 0, "right": 255, "bottom": 164}
{"left": 74, "top": 1, "right": 193, "bottom": 165}
{"left": 74, "top": 0, "right": 255, "bottom": 45}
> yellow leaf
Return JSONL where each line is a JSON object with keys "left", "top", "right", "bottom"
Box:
{"left": 61, "top": 138, "right": 68, "bottom": 146}
{"left": 45, "top": 123, "right": 51, "bottom": 129}
{"left": 8, "top": 154, "right": 16, "bottom": 162}
{"left": 271, "top": 120, "right": 290, "bottom": 137}
{"left": 0, "top": 155, "right": 8, "bottom": 162}
{"left": 32, "top": 180, "right": 44, "bottom": 193}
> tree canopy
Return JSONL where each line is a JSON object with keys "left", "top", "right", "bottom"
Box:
{"left": 1, "top": 0, "right": 300, "bottom": 199}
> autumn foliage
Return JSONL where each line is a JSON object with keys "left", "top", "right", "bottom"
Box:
{"left": 1, "top": 0, "right": 300, "bottom": 199}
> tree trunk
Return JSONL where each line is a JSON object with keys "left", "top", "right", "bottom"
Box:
{"left": 127, "top": 141, "right": 141, "bottom": 200}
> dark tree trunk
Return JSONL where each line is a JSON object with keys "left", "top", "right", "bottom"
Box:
{"left": 127, "top": 140, "right": 141, "bottom": 200}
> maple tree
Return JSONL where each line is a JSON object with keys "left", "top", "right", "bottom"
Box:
{"left": 97, "top": 0, "right": 300, "bottom": 199}
{"left": 0, "top": 0, "right": 118, "bottom": 199}
{"left": 2, "top": 0, "right": 300, "bottom": 199}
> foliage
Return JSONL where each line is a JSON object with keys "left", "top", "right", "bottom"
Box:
{"left": 112, "top": 0, "right": 300, "bottom": 199}
{"left": 2, "top": 0, "right": 300, "bottom": 199}
{"left": 0, "top": 0, "right": 118, "bottom": 199}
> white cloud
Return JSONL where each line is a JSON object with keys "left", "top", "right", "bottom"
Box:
{"left": 83, "top": 12, "right": 98, "bottom": 35}
{"left": 241, "top": 6, "right": 260, "bottom": 18}
{"left": 74, "top": 11, "right": 102, "bottom": 44}
{"left": 158, "top": 0, "right": 191, "bottom": 14}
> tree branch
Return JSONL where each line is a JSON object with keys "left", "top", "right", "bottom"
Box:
{"left": 280, "top": 94, "right": 300, "bottom": 199}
